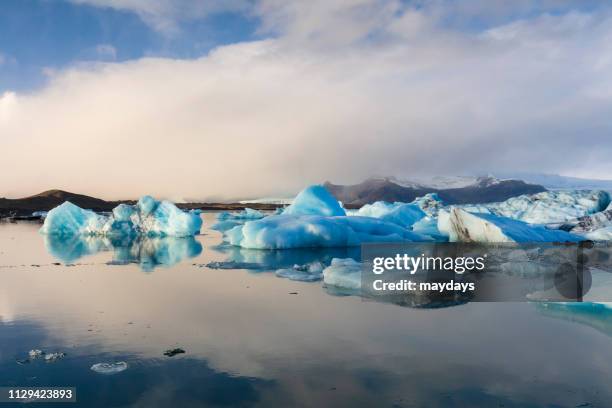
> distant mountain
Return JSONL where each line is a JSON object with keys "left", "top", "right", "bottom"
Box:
{"left": 0, "top": 190, "right": 283, "bottom": 218}
{"left": 493, "top": 172, "right": 612, "bottom": 190}
{"left": 324, "top": 177, "right": 546, "bottom": 206}
{"left": 0, "top": 190, "right": 129, "bottom": 216}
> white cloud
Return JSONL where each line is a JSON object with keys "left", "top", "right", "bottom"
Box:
{"left": 2, "top": 2, "right": 612, "bottom": 199}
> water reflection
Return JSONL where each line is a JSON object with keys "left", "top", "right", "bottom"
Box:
{"left": 210, "top": 243, "right": 360, "bottom": 272}
{"left": 536, "top": 302, "right": 612, "bottom": 338}
{"left": 44, "top": 234, "right": 202, "bottom": 271}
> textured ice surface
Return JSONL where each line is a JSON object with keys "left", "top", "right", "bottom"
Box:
{"left": 225, "top": 214, "right": 430, "bottom": 249}
{"left": 585, "top": 227, "right": 612, "bottom": 241}
{"left": 567, "top": 209, "right": 612, "bottom": 233}
{"left": 283, "top": 185, "right": 346, "bottom": 216}
{"left": 483, "top": 190, "right": 610, "bottom": 224}
{"left": 323, "top": 258, "right": 362, "bottom": 290}
{"left": 447, "top": 208, "right": 583, "bottom": 243}
{"left": 412, "top": 193, "right": 444, "bottom": 217}
{"left": 275, "top": 262, "right": 325, "bottom": 282}
{"left": 217, "top": 208, "right": 265, "bottom": 221}
{"left": 40, "top": 196, "right": 202, "bottom": 237}
{"left": 91, "top": 362, "right": 128, "bottom": 374}
{"left": 39, "top": 202, "right": 107, "bottom": 237}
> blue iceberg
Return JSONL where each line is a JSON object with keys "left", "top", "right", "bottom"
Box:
{"left": 225, "top": 214, "right": 431, "bottom": 249}
{"left": 217, "top": 208, "right": 265, "bottom": 221}
{"left": 40, "top": 196, "right": 202, "bottom": 237}
{"left": 282, "top": 185, "right": 345, "bottom": 216}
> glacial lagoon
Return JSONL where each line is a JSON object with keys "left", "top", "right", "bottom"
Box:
{"left": 2, "top": 213, "right": 612, "bottom": 407}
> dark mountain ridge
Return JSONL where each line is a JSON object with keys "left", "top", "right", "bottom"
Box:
{"left": 324, "top": 177, "right": 546, "bottom": 206}
{"left": 0, "top": 190, "right": 282, "bottom": 218}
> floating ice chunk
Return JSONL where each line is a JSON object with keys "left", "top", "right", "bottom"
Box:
{"left": 91, "top": 362, "right": 128, "bottom": 374}
{"left": 40, "top": 197, "right": 202, "bottom": 237}
{"left": 40, "top": 202, "right": 108, "bottom": 237}
{"left": 211, "top": 220, "right": 244, "bottom": 232}
{"left": 283, "top": 185, "right": 346, "bottom": 216}
{"left": 226, "top": 214, "right": 430, "bottom": 249}
{"left": 275, "top": 262, "right": 325, "bottom": 282}
{"left": 217, "top": 208, "right": 265, "bottom": 221}
{"left": 447, "top": 208, "right": 583, "bottom": 243}
{"left": 323, "top": 258, "right": 362, "bottom": 290}
{"left": 135, "top": 200, "right": 202, "bottom": 237}
{"left": 44, "top": 352, "right": 66, "bottom": 362}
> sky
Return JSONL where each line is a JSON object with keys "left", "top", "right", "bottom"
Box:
{"left": 1, "top": 0, "right": 612, "bottom": 201}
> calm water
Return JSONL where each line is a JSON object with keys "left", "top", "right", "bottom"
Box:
{"left": 1, "top": 213, "right": 612, "bottom": 407}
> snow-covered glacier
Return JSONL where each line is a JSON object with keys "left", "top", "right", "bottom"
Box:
{"left": 444, "top": 208, "right": 583, "bottom": 243}
{"left": 40, "top": 196, "right": 202, "bottom": 237}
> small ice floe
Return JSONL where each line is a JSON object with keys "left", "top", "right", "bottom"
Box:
{"left": 44, "top": 352, "right": 66, "bottom": 362}
{"left": 28, "top": 349, "right": 44, "bottom": 358}
{"left": 323, "top": 258, "right": 363, "bottom": 290}
{"left": 17, "top": 349, "right": 45, "bottom": 364}
{"left": 163, "top": 348, "right": 185, "bottom": 357}
{"left": 275, "top": 262, "right": 324, "bottom": 282}
{"left": 91, "top": 362, "right": 128, "bottom": 375}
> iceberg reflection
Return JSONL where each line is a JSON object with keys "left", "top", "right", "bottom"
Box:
{"left": 44, "top": 234, "right": 202, "bottom": 271}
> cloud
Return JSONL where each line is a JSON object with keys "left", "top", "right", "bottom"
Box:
{"left": 68, "top": 0, "right": 252, "bottom": 35}
{"left": 2, "top": 2, "right": 612, "bottom": 200}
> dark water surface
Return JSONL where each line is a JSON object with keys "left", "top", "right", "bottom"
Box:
{"left": 1, "top": 213, "right": 612, "bottom": 407}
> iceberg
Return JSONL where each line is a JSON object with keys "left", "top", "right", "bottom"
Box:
{"left": 40, "top": 196, "right": 202, "bottom": 237}
{"left": 484, "top": 190, "right": 610, "bottom": 224}
{"left": 225, "top": 214, "right": 431, "bottom": 249}
{"left": 323, "top": 258, "right": 362, "bottom": 290}
{"left": 446, "top": 208, "right": 583, "bottom": 243}
{"left": 282, "top": 185, "right": 346, "bottom": 216}
{"left": 217, "top": 208, "right": 265, "bottom": 221}
{"left": 39, "top": 202, "right": 108, "bottom": 237}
